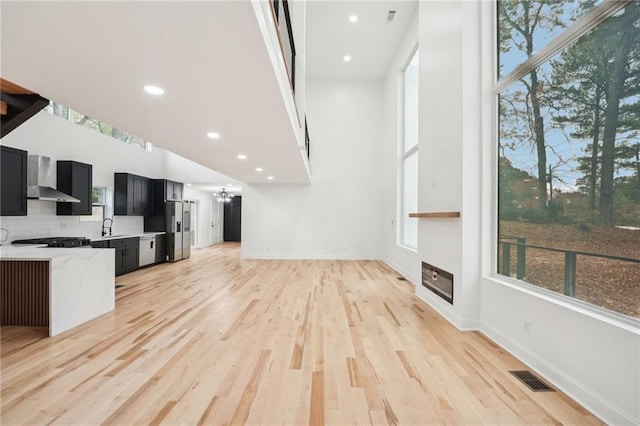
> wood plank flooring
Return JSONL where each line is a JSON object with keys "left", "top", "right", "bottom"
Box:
{"left": 1, "top": 243, "right": 601, "bottom": 425}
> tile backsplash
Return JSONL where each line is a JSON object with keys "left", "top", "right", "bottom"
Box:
{"left": 0, "top": 200, "right": 143, "bottom": 242}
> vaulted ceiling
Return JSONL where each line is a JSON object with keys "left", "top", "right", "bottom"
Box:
{"left": 2, "top": 0, "right": 417, "bottom": 187}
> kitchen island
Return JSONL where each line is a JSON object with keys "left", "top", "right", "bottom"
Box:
{"left": 0, "top": 245, "right": 114, "bottom": 336}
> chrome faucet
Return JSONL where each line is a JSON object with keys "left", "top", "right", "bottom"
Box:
{"left": 102, "top": 218, "right": 113, "bottom": 237}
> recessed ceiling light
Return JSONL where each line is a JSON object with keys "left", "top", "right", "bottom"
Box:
{"left": 349, "top": 14, "right": 358, "bottom": 23}
{"left": 255, "top": 167, "right": 263, "bottom": 172}
{"left": 237, "top": 154, "right": 247, "bottom": 160}
{"left": 186, "top": 183, "right": 192, "bottom": 187}
{"left": 344, "top": 55, "right": 351, "bottom": 62}
{"left": 143, "top": 85, "right": 164, "bottom": 95}
{"left": 207, "top": 132, "right": 221, "bottom": 139}
{"left": 267, "top": 176, "right": 274, "bottom": 180}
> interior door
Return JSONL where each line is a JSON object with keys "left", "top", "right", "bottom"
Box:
{"left": 223, "top": 196, "right": 242, "bottom": 242}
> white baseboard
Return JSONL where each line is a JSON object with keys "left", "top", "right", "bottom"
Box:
{"left": 241, "top": 252, "right": 381, "bottom": 260}
{"left": 381, "top": 257, "right": 419, "bottom": 286}
{"left": 415, "top": 286, "right": 466, "bottom": 329}
{"left": 480, "top": 322, "right": 637, "bottom": 426}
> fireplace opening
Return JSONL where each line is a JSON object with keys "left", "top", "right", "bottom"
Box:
{"left": 421, "top": 262, "right": 453, "bottom": 304}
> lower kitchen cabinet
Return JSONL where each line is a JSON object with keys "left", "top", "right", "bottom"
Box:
{"left": 91, "top": 237, "right": 139, "bottom": 276}
{"left": 114, "top": 238, "right": 139, "bottom": 276}
{"left": 155, "top": 234, "right": 166, "bottom": 264}
{"left": 90, "top": 241, "right": 109, "bottom": 249}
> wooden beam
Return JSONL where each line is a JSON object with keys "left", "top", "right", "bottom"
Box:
{"left": 409, "top": 211, "right": 461, "bottom": 218}
{"left": 0, "top": 94, "right": 50, "bottom": 138}
{"left": 0, "top": 78, "right": 35, "bottom": 95}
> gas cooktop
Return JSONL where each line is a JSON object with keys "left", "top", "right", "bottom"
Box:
{"left": 12, "top": 237, "right": 91, "bottom": 248}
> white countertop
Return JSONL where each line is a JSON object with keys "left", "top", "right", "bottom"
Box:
{"left": 0, "top": 243, "right": 116, "bottom": 336}
{"left": 0, "top": 245, "right": 109, "bottom": 261}
{"left": 91, "top": 231, "right": 166, "bottom": 242}
{"left": 0, "top": 232, "right": 166, "bottom": 260}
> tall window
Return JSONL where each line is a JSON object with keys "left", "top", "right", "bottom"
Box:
{"left": 497, "top": 1, "right": 639, "bottom": 318}
{"left": 400, "top": 48, "right": 419, "bottom": 249}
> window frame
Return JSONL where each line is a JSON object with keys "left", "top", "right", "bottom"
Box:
{"left": 44, "top": 102, "right": 153, "bottom": 152}
{"left": 492, "top": 0, "right": 639, "bottom": 323}
{"left": 398, "top": 45, "right": 419, "bottom": 251}
{"left": 80, "top": 186, "right": 107, "bottom": 222}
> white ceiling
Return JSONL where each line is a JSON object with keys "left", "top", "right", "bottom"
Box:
{"left": 1, "top": 1, "right": 307, "bottom": 185}
{"left": 306, "top": 0, "right": 417, "bottom": 80}
{"left": 2, "top": 1, "right": 417, "bottom": 189}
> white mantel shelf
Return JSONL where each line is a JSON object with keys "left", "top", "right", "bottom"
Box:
{"left": 409, "top": 212, "right": 461, "bottom": 219}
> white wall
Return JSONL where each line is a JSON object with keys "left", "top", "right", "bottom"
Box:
{"left": 415, "top": 0, "right": 482, "bottom": 329}
{"left": 241, "top": 80, "right": 383, "bottom": 259}
{"left": 481, "top": 279, "right": 640, "bottom": 425}
{"left": 0, "top": 111, "right": 224, "bottom": 242}
{"left": 472, "top": 2, "right": 639, "bottom": 424}
{"left": 394, "top": 1, "right": 639, "bottom": 424}
{"left": 183, "top": 186, "right": 223, "bottom": 248}
{"left": 381, "top": 12, "right": 420, "bottom": 284}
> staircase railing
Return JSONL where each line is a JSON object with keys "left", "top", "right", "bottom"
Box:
{"left": 305, "top": 117, "right": 310, "bottom": 161}
{"left": 271, "top": 0, "right": 296, "bottom": 93}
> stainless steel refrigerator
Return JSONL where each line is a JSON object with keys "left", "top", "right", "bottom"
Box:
{"left": 166, "top": 201, "right": 192, "bottom": 262}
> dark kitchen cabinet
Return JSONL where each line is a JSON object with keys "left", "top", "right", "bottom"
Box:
{"left": 56, "top": 161, "right": 92, "bottom": 215}
{"left": 90, "top": 237, "right": 139, "bottom": 276}
{"left": 90, "top": 241, "right": 109, "bottom": 249}
{"left": 114, "top": 173, "right": 152, "bottom": 216}
{"left": 0, "top": 146, "right": 27, "bottom": 216}
{"left": 167, "top": 180, "right": 183, "bottom": 201}
{"left": 123, "top": 241, "right": 139, "bottom": 275}
{"left": 155, "top": 234, "right": 166, "bottom": 263}
{"left": 109, "top": 237, "right": 139, "bottom": 276}
{"left": 152, "top": 179, "right": 183, "bottom": 203}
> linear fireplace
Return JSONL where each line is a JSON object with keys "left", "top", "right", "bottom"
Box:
{"left": 422, "top": 262, "right": 453, "bottom": 304}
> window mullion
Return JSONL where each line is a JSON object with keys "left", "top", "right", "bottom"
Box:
{"left": 494, "top": 0, "right": 631, "bottom": 94}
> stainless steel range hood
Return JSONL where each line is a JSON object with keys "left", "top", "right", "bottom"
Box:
{"left": 27, "top": 155, "right": 80, "bottom": 203}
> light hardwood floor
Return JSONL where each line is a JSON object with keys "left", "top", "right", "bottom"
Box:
{"left": 1, "top": 243, "right": 600, "bottom": 425}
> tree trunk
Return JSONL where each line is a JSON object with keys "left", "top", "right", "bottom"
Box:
{"left": 599, "top": 5, "right": 639, "bottom": 225}
{"left": 636, "top": 145, "right": 640, "bottom": 201}
{"left": 530, "top": 69, "right": 548, "bottom": 211}
{"left": 588, "top": 93, "right": 601, "bottom": 210}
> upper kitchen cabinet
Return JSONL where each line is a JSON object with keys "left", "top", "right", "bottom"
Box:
{"left": 0, "top": 145, "right": 27, "bottom": 216}
{"left": 165, "top": 179, "right": 183, "bottom": 201}
{"left": 114, "top": 173, "right": 152, "bottom": 216}
{"left": 56, "top": 161, "right": 92, "bottom": 215}
{"left": 153, "top": 179, "right": 183, "bottom": 202}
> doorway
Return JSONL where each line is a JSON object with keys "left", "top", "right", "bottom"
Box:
{"left": 190, "top": 200, "right": 198, "bottom": 247}
{"left": 223, "top": 196, "right": 242, "bottom": 242}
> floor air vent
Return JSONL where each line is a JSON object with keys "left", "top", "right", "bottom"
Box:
{"left": 510, "top": 370, "right": 555, "bottom": 392}
{"left": 397, "top": 276, "right": 407, "bottom": 281}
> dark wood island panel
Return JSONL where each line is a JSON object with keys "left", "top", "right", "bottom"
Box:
{"left": 1, "top": 260, "right": 49, "bottom": 327}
